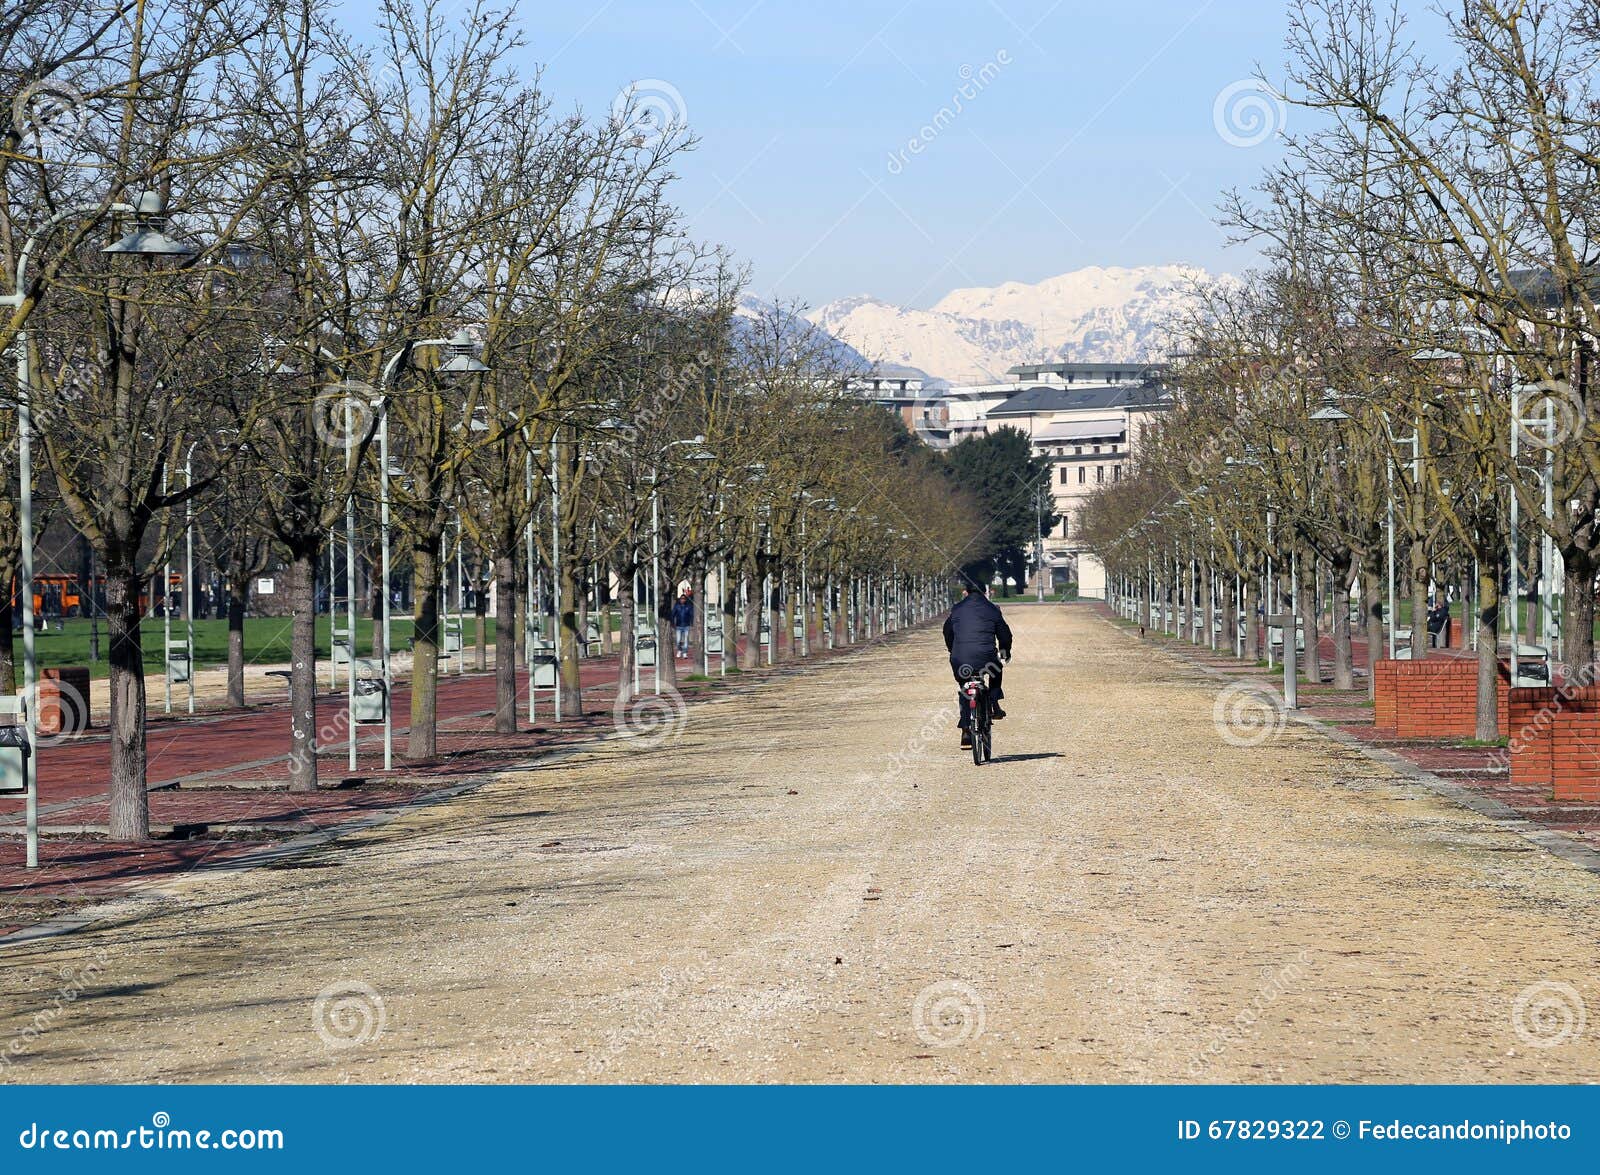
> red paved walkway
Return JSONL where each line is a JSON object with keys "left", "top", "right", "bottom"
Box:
{"left": 0, "top": 624, "right": 911, "bottom": 932}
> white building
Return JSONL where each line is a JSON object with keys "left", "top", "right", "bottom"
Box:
{"left": 928, "top": 362, "right": 1170, "bottom": 594}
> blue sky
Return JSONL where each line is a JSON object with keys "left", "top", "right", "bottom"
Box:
{"left": 349, "top": 1, "right": 1326, "bottom": 307}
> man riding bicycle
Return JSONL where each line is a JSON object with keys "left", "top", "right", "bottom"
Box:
{"left": 943, "top": 579, "right": 1012, "bottom": 749}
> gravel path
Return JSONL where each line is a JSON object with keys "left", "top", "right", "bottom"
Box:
{"left": 3, "top": 604, "right": 1599, "bottom": 1083}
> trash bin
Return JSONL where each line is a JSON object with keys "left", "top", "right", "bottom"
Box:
{"left": 637, "top": 634, "right": 657, "bottom": 668}
{"left": 0, "top": 722, "right": 30, "bottom": 794}
{"left": 705, "top": 624, "right": 723, "bottom": 655}
{"left": 1514, "top": 644, "right": 1550, "bottom": 687}
{"left": 792, "top": 617, "right": 804, "bottom": 639}
{"left": 331, "top": 638, "right": 352, "bottom": 667}
{"left": 758, "top": 622, "right": 770, "bottom": 647}
{"left": 167, "top": 643, "right": 192, "bottom": 684}
{"left": 532, "top": 653, "right": 557, "bottom": 689}
{"left": 352, "top": 677, "right": 387, "bottom": 723}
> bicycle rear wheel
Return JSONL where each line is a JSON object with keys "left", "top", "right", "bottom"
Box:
{"left": 971, "top": 694, "right": 987, "bottom": 766}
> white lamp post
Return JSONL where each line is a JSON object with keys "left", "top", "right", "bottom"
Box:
{"left": 2, "top": 193, "right": 189, "bottom": 869}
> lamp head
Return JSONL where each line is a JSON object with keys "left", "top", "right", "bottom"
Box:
{"left": 102, "top": 191, "right": 198, "bottom": 257}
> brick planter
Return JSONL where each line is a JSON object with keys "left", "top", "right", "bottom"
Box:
{"left": 1551, "top": 704, "right": 1600, "bottom": 802}
{"left": 38, "top": 666, "right": 91, "bottom": 736}
{"left": 1371, "top": 654, "right": 1509, "bottom": 740}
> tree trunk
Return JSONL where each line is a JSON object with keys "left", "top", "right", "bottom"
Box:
{"left": 653, "top": 567, "right": 678, "bottom": 692}
{"left": 617, "top": 568, "right": 636, "bottom": 702}
{"left": 408, "top": 540, "right": 440, "bottom": 761}
{"left": 0, "top": 593, "right": 15, "bottom": 693}
{"left": 106, "top": 566, "right": 149, "bottom": 841}
{"left": 494, "top": 553, "right": 517, "bottom": 734}
{"left": 1563, "top": 554, "right": 1595, "bottom": 675}
{"left": 1476, "top": 560, "right": 1501, "bottom": 742}
{"left": 558, "top": 558, "right": 584, "bottom": 715}
{"left": 778, "top": 577, "right": 794, "bottom": 661}
{"left": 226, "top": 580, "right": 247, "bottom": 708}
{"left": 1298, "top": 558, "right": 1322, "bottom": 685}
{"left": 741, "top": 571, "right": 763, "bottom": 669}
{"left": 1330, "top": 551, "right": 1354, "bottom": 691}
{"left": 475, "top": 581, "right": 488, "bottom": 672}
{"left": 1409, "top": 538, "right": 1429, "bottom": 662}
{"left": 687, "top": 566, "right": 705, "bottom": 671}
{"left": 513, "top": 558, "right": 527, "bottom": 667}
{"left": 286, "top": 548, "right": 320, "bottom": 792}
{"left": 1361, "top": 564, "right": 1385, "bottom": 701}
{"left": 371, "top": 580, "right": 385, "bottom": 663}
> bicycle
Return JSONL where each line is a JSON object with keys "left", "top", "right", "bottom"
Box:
{"left": 962, "top": 670, "right": 993, "bottom": 765}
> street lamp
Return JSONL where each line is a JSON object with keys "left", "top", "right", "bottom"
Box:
{"left": 357, "top": 328, "right": 489, "bottom": 762}
{"left": 646, "top": 435, "right": 707, "bottom": 693}
{"left": 1, "top": 192, "right": 192, "bottom": 869}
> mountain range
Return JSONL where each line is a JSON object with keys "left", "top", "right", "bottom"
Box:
{"left": 807, "top": 264, "right": 1228, "bottom": 385}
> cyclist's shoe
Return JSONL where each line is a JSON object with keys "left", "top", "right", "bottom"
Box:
{"left": 991, "top": 705, "right": 1007, "bottom": 720}
{"left": 960, "top": 730, "right": 973, "bottom": 749}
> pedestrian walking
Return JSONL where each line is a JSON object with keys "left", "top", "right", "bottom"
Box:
{"left": 672, "top": 591, "right": 694, "bottom": 658}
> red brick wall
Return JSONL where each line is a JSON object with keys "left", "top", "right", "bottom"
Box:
{"left": 1507, "top": 687, "right": 1560, "bottom": 786}
{"left": 1552, "top": 705, "right": 1600, "bottom": 802}
{"left": 1371, "top": 655, "right": 1509, "bottom": 739}
{"left": 1373, "top": 660, "right": 1397, "bottom": 730}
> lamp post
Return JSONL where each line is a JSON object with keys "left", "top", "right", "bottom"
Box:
{"left": 363, "top": 328, "right": 487, "bottom": 762}
{"left": 2, "top": 193, "right": 190, "bottom": 869}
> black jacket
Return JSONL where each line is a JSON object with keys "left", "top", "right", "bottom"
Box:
{"left": 943, "top": 593, "right": 1013, "bottom": 664}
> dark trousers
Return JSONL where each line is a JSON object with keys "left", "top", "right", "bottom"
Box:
{"left": 950, "top": 655, "right": 1004, "bottom": 729}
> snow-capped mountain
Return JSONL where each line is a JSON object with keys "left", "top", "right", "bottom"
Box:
{"left": 809, "top": 264, "right": 1227, "bottom": 384}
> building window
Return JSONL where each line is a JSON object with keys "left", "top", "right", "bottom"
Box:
{"left": 1095, "top": 466, "right": 1104, "bottom": 483}
{"left": 1113, "top": 465, "right": 1121, "bottom": 481}
{"left": 1093, "top": 444, "right": 1100, "bottom": 454}
{"left": 1078, "top": 467, "right": 1086, "bottom": 485}
{"left": 1059, "top": 466, "right": 1068, "bottom": 485}
{"left": 1059, "top": 517, "right": 1069, "bottom": 538}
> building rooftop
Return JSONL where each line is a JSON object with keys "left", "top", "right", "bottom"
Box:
{"left": 1006, "top": 361, "right": 1169, "bottom": 380}
{"left": 988, "top": 383, "right": 1170, "bottom": 416}
{"left": 1033, "top": 419, "right": 1128, "bottom": 442}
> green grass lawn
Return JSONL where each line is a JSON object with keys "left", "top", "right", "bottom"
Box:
{"left": 21, "top": 615, "right": 501, "bottom": 680}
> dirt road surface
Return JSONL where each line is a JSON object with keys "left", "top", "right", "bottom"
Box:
{"left": 4, "top": 605, "right": 1599, "bottom": 1082}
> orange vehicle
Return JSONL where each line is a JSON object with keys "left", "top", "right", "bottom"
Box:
{"left": 11, "top": 574, "right": 150, "bottom": 619}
